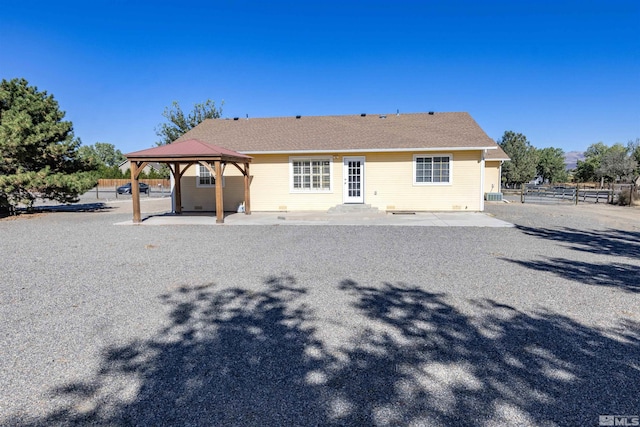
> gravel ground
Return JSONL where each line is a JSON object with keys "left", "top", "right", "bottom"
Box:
{"left": 1, "top": 201, "right": 639, "bottom": 426}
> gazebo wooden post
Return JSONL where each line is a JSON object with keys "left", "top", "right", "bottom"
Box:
{"left": 131, "top": 162, "right": 141, "bottom": 223}
{"left": 244, "top": 162, "right": 251, "bottom": 215}
{"left": 173, "top": 162, "right": 182, "bottom": 214}
{"left": 214, "top": 160, "right": 224, "bottom": 223}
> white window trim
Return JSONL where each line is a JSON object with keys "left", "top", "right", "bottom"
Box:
{"left": 413, "top": 154, "right": 453, "bottom": 185}
{"left": 196, "top": 163, "right": 226, "bottom": 188}
{"left": 289, "top": 156, "right": 333, "bottom": 193}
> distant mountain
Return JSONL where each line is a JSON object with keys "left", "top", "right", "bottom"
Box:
{"left": 564, "top": 151, "right": 585, "bottom": 170}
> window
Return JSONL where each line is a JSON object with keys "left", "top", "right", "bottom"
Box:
{"left": 290, "top": 157, "right": 332, "bottom": 192}
{"left": 196, "top": 164, "right": 225, "bottom": 188}
{"left": 414, "top": 155, "right": 452, "bottom": 184}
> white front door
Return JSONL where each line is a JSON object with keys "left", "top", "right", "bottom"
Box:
{"left": 343, "top": 156, "right": 365, "bottom": 203}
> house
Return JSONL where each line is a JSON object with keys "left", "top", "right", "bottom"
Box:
{"left": 125, "top": 112, "right": 509, "bottom": 222}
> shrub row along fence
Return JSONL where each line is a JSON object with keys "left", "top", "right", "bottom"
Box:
{"left": 512, "top": 184, "right": 638, "bottom": 206}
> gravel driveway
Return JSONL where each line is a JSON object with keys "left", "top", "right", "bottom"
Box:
{"left": 1, "top": 202, "right": 638, "bottom": 426}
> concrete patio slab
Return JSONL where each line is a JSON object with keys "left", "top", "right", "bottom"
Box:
{"left": 115, "top": 210, "right": 514, "bottom": 227}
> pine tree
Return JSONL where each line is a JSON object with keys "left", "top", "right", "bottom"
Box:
{"left": 0, "top": 78, "right": 97, "bottom": 210}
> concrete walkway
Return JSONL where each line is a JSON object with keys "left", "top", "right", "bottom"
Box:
{"left": 115, "top": 210, "right": 514, "bottom": 227}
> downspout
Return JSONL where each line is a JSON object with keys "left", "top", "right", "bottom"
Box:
{"left": 480, "top": 150, "right": 486, "bottom": 211}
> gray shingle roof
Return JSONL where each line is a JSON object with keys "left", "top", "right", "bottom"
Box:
{"left": 177, "top": 112, "right": 499, "bottom": 153}
{"left": 485, "top": 145, "right": 510, "bottom": 161}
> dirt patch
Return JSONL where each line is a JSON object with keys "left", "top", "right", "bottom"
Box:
{"left": 0, "top": 212, "right": 49, "bottom": 221}
{"left": 486, "top": 201, "right": 640, "bottom": 231}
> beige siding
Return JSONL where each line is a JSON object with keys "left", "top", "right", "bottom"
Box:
{"left": 364, "top": 151, "right": 482, "bottom": 211}
{"left": 484, "top": 161, "right": 502, "bottom": 194}
{"left": 180, "top": 163, "right": 247, "bottom": 212}
{"left": 248, "top": 155, "right": 342, "bottom": 211}
{"left": 179, "top": 150, "right": 485, "bottom": 212}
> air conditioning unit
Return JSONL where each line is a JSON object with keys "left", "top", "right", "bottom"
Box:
{"left": 485, "top": 192, "right": 503, "bottom": 202}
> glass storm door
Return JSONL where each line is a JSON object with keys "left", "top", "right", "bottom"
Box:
{"left": 343, "top": 157, "right": 365, "bottom": 203}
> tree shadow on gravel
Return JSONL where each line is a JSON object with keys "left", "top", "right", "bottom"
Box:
{"left": 10, "top": 278, "right": 640, "bottom": 426}
{"left": 516, "top": 225, "right": 640, "bottom": 259}
{"left": 7, "top": 203, "right": 114, "bottom": 215}
{"left": 31, "top": 202, "right": 114, "bottom": 213}
{"left": 32, "top": 274, "right": 327, "bottom": 427}
{"left": 326, "top": 280, "right": 640, "bottom": 426}
{"left": 1, "top": 203, "right": 113, "bottom": 219}
{"left": 511, "top": 225, "right": 640, "bottom": 293}
{"left": 503, "top": 257, "right": 640, "bottom": 293}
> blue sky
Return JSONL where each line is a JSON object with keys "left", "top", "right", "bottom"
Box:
{"left": 2, "top": 0, "right": 638, "bottom": 154}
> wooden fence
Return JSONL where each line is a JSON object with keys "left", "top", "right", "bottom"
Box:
{"left": 97, "top": 179, "right": 170, "bottom": 188}
{"left": 518, "top": 183, "right": 638, "bottom": 205}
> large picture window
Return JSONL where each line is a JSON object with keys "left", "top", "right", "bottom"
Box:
{"left": 414, "top": 155, "right": 452, "bottom": 184}
{"left": 290, "top": 157, "right": 332, "bottom": 192}
{"left": 196, "top": 164, "right": 225, "bottom": 188}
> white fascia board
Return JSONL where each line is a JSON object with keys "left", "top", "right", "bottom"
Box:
{"left": 239, "top": 146, "right": 496, "bottom": 155}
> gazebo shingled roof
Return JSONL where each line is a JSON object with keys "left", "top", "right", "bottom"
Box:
{"left": 126, "top": 139, "right": 253, "bottom": 161}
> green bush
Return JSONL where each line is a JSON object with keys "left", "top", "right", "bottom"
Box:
{"left": 617, "top": 189, "right": 632, "bottom": 206}
{"left": 96, "top": 165, "right": 127, "bottom": 179}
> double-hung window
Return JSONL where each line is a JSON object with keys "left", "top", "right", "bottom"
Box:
{"left": 196, "top": 164, "right": 224, "bottom": 188}
{"left": 414, "top": 155, "right": 452, "bottom": 184}
{"left": 290, "top": 157, "right": 332, "bottom": 192}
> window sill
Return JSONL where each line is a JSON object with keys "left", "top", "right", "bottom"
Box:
{"left": 413, "top": 182, "right": 452, "bottom": 186}
{"left": 290, "top": 189, "right": 333, "bottom": 194}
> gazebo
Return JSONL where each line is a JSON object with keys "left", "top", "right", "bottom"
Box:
{"left": 125, "top": 139, "right": 252, "bottom": 224}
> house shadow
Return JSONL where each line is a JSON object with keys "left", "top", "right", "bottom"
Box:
{"left": 11, "top": 278, "right": 639, "bottom": 426}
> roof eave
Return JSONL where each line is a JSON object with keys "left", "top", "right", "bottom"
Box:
{"left": 126, "top": 154, "right": 252, "bottom": 162}
{"left": 239, "top": 146, "right": 497, "bottom": 155}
